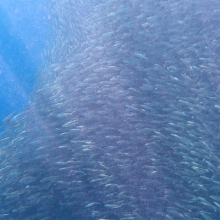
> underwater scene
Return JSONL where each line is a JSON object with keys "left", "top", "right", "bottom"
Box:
{"left": 1, "top": 0, "right": 220, "bottom": 219}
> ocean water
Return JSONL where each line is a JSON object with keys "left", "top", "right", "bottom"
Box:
{"left": 0, "top": 0, "right": 52, "bottom": 132}
{"left": 1, "top": 0, "right": 220, "bottom": 220}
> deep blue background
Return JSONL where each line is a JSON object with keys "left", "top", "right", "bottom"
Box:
{"left": 0, "top": 1, "right": 52, "bottom": 130}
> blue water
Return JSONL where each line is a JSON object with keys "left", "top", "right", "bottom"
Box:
{"left": 0, "top": 1, "right": 52, "bottom": 130}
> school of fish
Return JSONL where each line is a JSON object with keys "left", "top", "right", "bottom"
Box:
{"left": 1, "top": 0, "right": 220, "bottom": 219}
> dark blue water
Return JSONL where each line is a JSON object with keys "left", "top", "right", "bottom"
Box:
{"left": 0, "top": 1, "right": 52, "bottom": 130}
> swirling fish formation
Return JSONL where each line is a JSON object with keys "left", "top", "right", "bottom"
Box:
{"left": 1, "top": 0, "right": 220, "bottom": 219}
